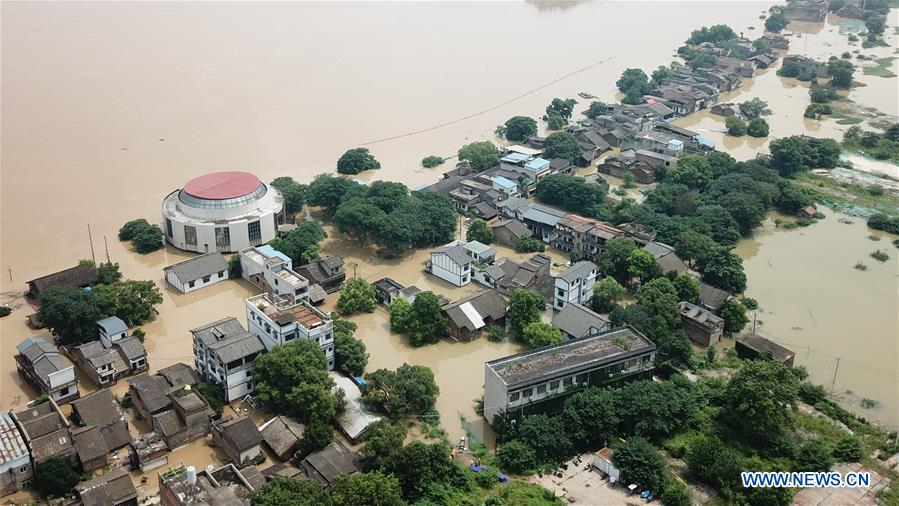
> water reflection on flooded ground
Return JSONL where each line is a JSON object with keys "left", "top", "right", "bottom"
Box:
{"left": 735, "top": 210, "right": 899, "bottom": 428}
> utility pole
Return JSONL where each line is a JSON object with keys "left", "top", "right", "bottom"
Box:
{"left": 104, "top": 236, "right": 111, "bottom": 264}
{"left": 7, "top": 268, "right": 12, "bottom": 283}
{"left": 87, "top": 223, "right": 96, "bottom": 263}
{"left": 830, "top": 357, "right": 841, "bottom": 394}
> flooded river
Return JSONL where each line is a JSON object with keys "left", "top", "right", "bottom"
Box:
{"left": 2, "top": 3, "right": 899, "bottom": 495}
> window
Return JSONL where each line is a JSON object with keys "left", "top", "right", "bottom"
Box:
{"left": 185, "top": 226, "right": 197, "bottom": 246}
{"left": 563, "top": 377, "right": 573, "bottom": 387}
{"left": 19, "top": 466, "right": 28, "bottom": 473}
{"left": 59, "top": 387, "right": 69, "bottom": 396}
{"left": 509, "top": 391, "right": 520, "bottom": 402}
{"left": 248, "top": 220, "right": 262, "bottom": 243}
{"left": 576, "top": 373, "right": 588, "bottom": 385}
{"left": 522, "top": 388, "right": 533, "bottom": 398}
{"left": 165, "top": 218, "right": 173, "bottom": 238}
{"left": 550, "top": 380, "right": 560, "bottom": 390}
{"left": 202, "top": 275, "right": 211, "bottom": 283}
{"left": 537, "top": 384, "right": 547, "bottom": 394}
{"left": 215, "top": 227, "right": 231, "bottom": 249}
{"left": 218, "top": 271, "right": 225, "bottom": 278}
{"left": 627, "top": 358, "right": 638, "bottom": 369}
{"left": 188, "top": 281, "right": 195, "bottom": 288}
{"left": 557, "top": 288, "right": 565, "bottom": 297}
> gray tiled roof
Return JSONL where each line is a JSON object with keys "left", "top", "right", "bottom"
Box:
{"left": 216, "top": 416, "right": 262, "bottom": 452}
{"left": 97, "top": 316, "right": 128, "bottom": 336}
{"left": 76, "top": 468, "right": 137, "bottom": 506}
{"left": 113, "top": 336, "right": 146, "bottom": 361}
{"left": 260, "top": 416, "right": 305, "bottom": 458}
{"left": 432, "top": 244, "right": 471, "bottom": 267}
{"left": 442, "top": 290, "right": 508, "bottom": 332}
{"left": 680, "top": 301, "right": 724, "bottom": 327}
{"left": 30, "top": 428, "right": 73, "bottom": 462}
{"left": 72, "top": 425, "right": 108, "bottom": 463}
{"left": 192, "top": 318, "right": 265, "bottom": 364}
{"left": 165, "top": 253, "right": 229, "bottom": 283}
{"left": 552, "top": 303, "right": 611, "bottom": 339}
{"left": 33, "top": 354, "right": 72, "bottom": 381}
{"left": 128, "top": 374, "right": 173, "bottom": 414}
{"left": 191, "top": 317, "right": 248, "bottom": 347}
{"left": 699, "top": 283, "right": 733, "bottom": 310}
{"left": 157, "top": 363, "right": 199, "bottom": 388}
{"left": 301, "top": 441, "right": 360, "bottom": 487}
{"left": 72, "top": 389, "right": 125, "bottom": 429}
{"left": 17, "top": 336, "right": 57, "bottom": 362}
{"left": 557, "top": 261, "right": 597, "bottom": 283}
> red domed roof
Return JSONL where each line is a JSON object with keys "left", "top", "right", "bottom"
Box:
{"left": 183, "top": 172, "right": 262, "bottom": 200}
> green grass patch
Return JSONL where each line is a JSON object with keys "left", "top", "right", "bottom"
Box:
{"left": 829, "top": 111, "right": 863, "bottom": 125}
{"left": 862, "top": 57, "right": 897, "bottom": 78}
{"left": 793, "top": 172, "right": 899, "bottom": 216}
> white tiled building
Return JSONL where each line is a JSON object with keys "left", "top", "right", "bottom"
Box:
{"left": 553, "top": 261, "right": 598, "bottom": 311}
{"left": 192, "top": 318, "right": 266, "bottom": 403}
{"left": 239, "top": 245, "right": 309, "bottom": 303}
{"left": 427, "top": 242, "right": 472, "bottom": 287}
{"left": 245, "top": 293, "right": 335, "bottom": 370}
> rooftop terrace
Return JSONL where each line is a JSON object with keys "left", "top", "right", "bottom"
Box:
{"left": 487, "top": 327, "right": 655, "bottom": 387}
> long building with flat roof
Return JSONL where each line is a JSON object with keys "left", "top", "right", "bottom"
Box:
{"left": 483, "top": 326, "right": 655, "bottom": 423}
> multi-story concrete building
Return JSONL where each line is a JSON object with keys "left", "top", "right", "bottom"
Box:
{"left": 427, "top": 242, "right": 473, "bottom": 287}
{"left": 483, "top": 327, "right": 656, "bottom": 423}
{"left": 553, "top": 261, "right": 598, "bottom": 311}
{"left": 239, "top": 245, "right": 309, "bottom": 304}
{"left": 245, "top": 293, "right": 335, "bottom": 370}
{"left": 0, "top": 412, "right": 32, "bottom": 497}
{"left": 192, "top": 318, "right": 266, "bottom": 403}
{"left": 679, "top": 301, "right": 725, "bottom": 347}
{"left": 14, "top": 336, "right": 79, "bottom": 404}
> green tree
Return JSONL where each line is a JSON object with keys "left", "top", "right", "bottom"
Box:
{"left": 612, "top": 437, "right": 667, "bottom": 491}
{"left": 616, "top": 68, "right": 650, "bottom": 94}
{"left": 615, "top": 379, "right": 697, "bottom": 440}
{"left": 521, "top": 322, "right": 562, "bottom": 349}
{"left": 542, "top": 132, "right": 581, "bottom": 164}
{"left": 336, "top": 277, "right": 377, "bottom": 315}
{"left": 330, "top": 473, "right": 404, "bottom": 506}
{"left": 764, "top": 13, "right": 789, "bottom": 32}
{"left": 719, "top": 299, "right": 749, "bottom": 334}
{"left": 498, "top": 440, "right": 539, "bottom": 474}
{"left": 514, "top": 414, "right": 573, "bottom": 465}
{"left": 307, "top": 174, "right": 358, "bottom": 214}
{"left": 546, "top": 114, "right": 566, "bottom": 130}
{"left": 271, "top": 176, "right": 307, "bottom": 219}
{"left": 104, "top": 279, "right": 163, "bottom": 326}
{"left": 724, "top": 360, "right": 799, "bottom": 445}
{"left": 685, "top": 435, "right": 744, "bottom": 495}
{"left": 627, "top": 249, "right": 657, "bottom": 284}
{"left": 672, "top": 273, "right": 700, "bottom": 302}
{"left": 719, "top": 192, "right": 766, "bottom": 235}
{"left": 253, "top": 340, "right": 340, "bottom": 423}
{"left": 38, "top": 286, "right": 105, "bottom": 345}
{"left": 675, "top": 231, "right": 719, "bottom": 268}
{"left": 118, "top": 218, "right": 152, "bottom": 241}
{"left": 833, "top": 435, "right": 864, "bottom": 462}
{"left": 333, "top": 199, "right": 388, "bottom": 246}
{"left": 361, "top": 420, "right": 407, "bottom": 471}
{"left": 561, "top": 388, "right": 618, "bottom": 450}
{"left": 503, "top": 116, "right": 539, "bottom": 141}
{"left": 33, "top": 457, "right": 83, "bottom": 498}
{"left": 651, "top": 66, "right": 671, "bottom": 85}
{"left": 688, "top": 53, "right": 716, "bottom": 70}
{"left": 535, "top": 173, "right": 606, "bottom": 212}
{"left": 94, "top": 261, "right": 123, "bottom": 285}
{"left": 827, "top": 59, "right": 855, "bottom": 88}
{"left": 635, "top": 277, "right": 682, "bottom": 333}
{"left": 363, "top": 364, "right": 439, "bottom": 417}
{"left": 380, "top": 441, "right": 471, "bottom": 502}
{"left": 269, "top": 221, "right": 327, "bottom": 265}
{"left": 686, "top": 24, "right": 737, "bottom": 44}
{"left": 598, "top": 237, "right": 638, "bottom": 284}
{"left": 702, "top": 249, "right": 747, "bottom": 293}
{"left": 545, "top": 98, "right": 577, "bottom": 120}
{"left": 299, "top": 415, "right": 335, "bottom": 455}
{"left": 335, "top": 332, "right": 368, "bottom": 377}
{"left": 738, "top": 98, "right": 772, "bottom": 120}
{"left": 584, "top": 101, "right": 608, "bottom": 119}
{"left": 466, "top": 219, "right": 493, "bottom": 244}
{"left": 388, "top": 298, "right": 413, "bottom": 333}
{"left": 131, "top": 223, "right": 165, "bottom": 253}
{"left": 591, "top": 277, "right": 626, "bottom": 313}
{"left": 250, "top": 476, "right": 332, "bottom": 506}
{"left": 508, "top": 289, "right": 545, "bottom": 340}
{"left": 746, "top": 117, "right": 769, "bottom": 137}
{"left": 337, "top": 147, "right": 381, "bottom": 174}
{"left": 406, "top": 291, "right": 447, "bottom": 346}
{"left": 458, "top": 141, "right": 501, "bottom": 172}
{"left": 516, "top": 236, "right": 545, "bottom": 253}
{"left": 865, "top": 15, "right": 886, "bottom": 38}
{"left": 795, "top": 440, "right": 834, "bottom": 472}
{"left": 421, "top": 155, "right": 444, "bottom": 168}
{"left": 725, "top": 116, "right": 747, "bottom": 136}
{"left": 195, "top": 382, "right": 225, "bottom": 417}
{"left": 660, "top": 479, "right": 693, "bottom": 506}
{"left": 694, "top": 205, "right": 742, "bottom": 246}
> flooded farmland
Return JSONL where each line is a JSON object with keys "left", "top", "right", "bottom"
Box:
{"left": 2, "top": 2, "right": 899, "bottom": 499}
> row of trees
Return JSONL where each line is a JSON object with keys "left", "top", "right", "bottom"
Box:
{"left": 269, "top": 220, "right": 327, "bottom": 266}
{"left": 307, "top": 175, "right": 456, "bottom": 256}
{"left": 535, "top": 173, "right": 608, "bottom": 215}
{"left": 38, "top": 263, "right": 162, "bottom": 345}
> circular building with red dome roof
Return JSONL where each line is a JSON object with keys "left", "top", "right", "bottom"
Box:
{"left": 162, "top": 171, "right": 284, "bottom": 253}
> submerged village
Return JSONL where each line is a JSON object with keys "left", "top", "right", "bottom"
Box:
{"left": 1, "top": 1, "right": 899, "bottom": 506}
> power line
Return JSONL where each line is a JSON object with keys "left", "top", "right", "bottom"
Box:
{"left": 359, "top": 55, "right": 617, "bottom": 146}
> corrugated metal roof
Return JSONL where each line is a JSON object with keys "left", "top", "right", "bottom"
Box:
{"left": 0, "top": 412, "right": 29, "bottom": 465}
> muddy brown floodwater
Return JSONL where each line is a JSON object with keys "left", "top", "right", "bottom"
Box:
{"left": 2, "top": 2, "right": 899, "bottom": 497}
